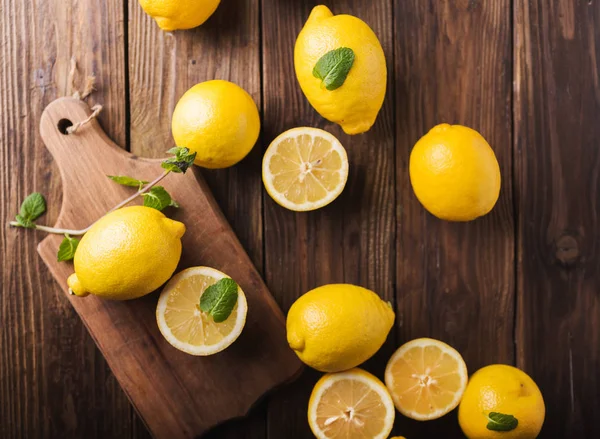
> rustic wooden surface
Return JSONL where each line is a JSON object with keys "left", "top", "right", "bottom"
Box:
{"left": 0, "top": 0, "right": 598, "bottom": 438}
{"left": 35, "top": 97, "right": 301, "bottom": 438}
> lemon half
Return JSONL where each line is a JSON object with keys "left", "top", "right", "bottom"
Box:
{"left": 156, "top": 266, "right": 247, "bottom": 356}
{"left": 262, "top": 127, "right": 349, "bottom": 211}
{"left": 308, "top": 368, "right": 395, "bottom": 439}
{"left": 385, "top": 338, "right": 468, "bottom": 420}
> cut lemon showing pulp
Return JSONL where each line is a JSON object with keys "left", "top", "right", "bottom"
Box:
{"left": 308, "top": 368, "right": 395, "bottom": 439}
{"left": 156, "top": 266, "right": 247, "bottom": 356}
{"left": 263, "top": 127, "right": 349, "bottom": 211}
{"left": 384, "top": 338, "right": 468, "bottom": 420}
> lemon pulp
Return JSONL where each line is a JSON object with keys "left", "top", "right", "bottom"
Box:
{"left": 385, "top": 338, "right": 468, "bottom": 420}
{"left": 263, "top": 127, "right": 348, "bottom": 211}
{"left": 309, "top": 369, "right": 395, "bottom": 439}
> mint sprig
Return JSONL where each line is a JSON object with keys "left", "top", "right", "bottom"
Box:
{"left": 199, "top": 278, "right": 239, "bottom": 323}
{"left": 312, "top": 47, "right": 355, "bottom": 91}
{"left": 57, "top": 234, "right": 80, "bottom": 262}
{"left": 10, "top": 147, "right": 191, "bottom": 263}
{"left": 14, "top": 192, "right": 47, "bottom": 228}
{"left": 162, "top": 147, "right": 196, "bottom": 174}
{"left": 486, "top": 412, "right": 518, "bottom": 431}
{"left": 107, "top": 175, "right": 178, "bottom": 212}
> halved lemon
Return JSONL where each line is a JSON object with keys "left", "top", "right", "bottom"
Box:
{"left": 384, "top": 338, "right": 468, "bottom": 420}
{"left": 262, "top": 127, "right": 349, "bottom": 211}
{"left": 308, "top": 368, "right": 395, "bottom": 439}
{"left": 156, "top": 266, "right": 247, "bottom": 356}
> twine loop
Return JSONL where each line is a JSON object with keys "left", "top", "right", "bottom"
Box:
{"left": 65, "top": 57, "right": 103, "bottom": 134}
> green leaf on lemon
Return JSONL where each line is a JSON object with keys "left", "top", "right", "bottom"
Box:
{"left": 200, "top": 278, "right": 239, "bottom": 323}
{"left": 107, "top": 175, "right": 148, "bottom": 188}
{"left": 312, "top": 47, "right": 355, "bottom": 91}
{"left": 57, "top": 234, "right": 79, "bottom": 262}
{"left": 486, "top": 412, "right": 518, "bottom": 432}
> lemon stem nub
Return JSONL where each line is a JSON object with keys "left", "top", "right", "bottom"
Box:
{"left": 307, "top": 5, "right": 333, "bottom": 24}
{"left": 287, "top": 332, "right": 305, "bottom": 352}
{"left": 67, "top": 273, "right": 89, "bottom": 297}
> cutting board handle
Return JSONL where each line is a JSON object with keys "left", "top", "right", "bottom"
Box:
{"left": 38, "top": 97, "right": 162, "bottom": 228}
{"left": 39, "top": 97, "right": 148, "bottom": 184}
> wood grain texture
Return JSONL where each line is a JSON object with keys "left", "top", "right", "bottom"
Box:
{"left": 127, "top": 0, "right": 264, "bottom": 274}
{"left": 127, "top": 2, "right": 266, "bottom": 436}
{"left": 4, "top": 0, "right": 600, "bottom": 437}
{"left": 514, "top": 1, "right": 600, "bottom": 437}
{"left": 261, "top": 0, "right": 396, "bottom": 437}
{"left": 0, "top": 1, "right": 132, "bottom": 438}
{"left": 35, "top": 98, "right": 301, "bottom": 439}
{"left": 394, "top": 1, "right": 514, "bottom": 436}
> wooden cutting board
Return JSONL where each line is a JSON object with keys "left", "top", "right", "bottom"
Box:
{"left": 36, "top": 97, "right": 303, "bottom": 438}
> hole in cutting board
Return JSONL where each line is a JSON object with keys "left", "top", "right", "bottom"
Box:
{"left": 57, "top": 118, "right": 73, "bottom": 134}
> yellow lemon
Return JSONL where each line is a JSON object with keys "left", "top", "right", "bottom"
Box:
{"left": 262, "top": 127, "right": 349, "bottom": 211}
{"left": 138, "top": 0, "right": 220, "bottom": 31}
{"left": 384, "top": 338, "right": 468, "bottom": 420}
{"left": 409, "top": 123, "right": 501, "bottom": 221}
{"left": 294, "top": 5, "right": 387, "bottom": 135}
{"left": 172, "top": 80, "right": 260, "bottom": 169}
{"left": 458, "top": 364, "right": 545, "bottom": 439}
{"left": 156, "top": 266, "right": 247, "bottom": 356}
{"left": 286, "top": 284, "right": 394, "bottom": 372}
{"left": 308, "top": 368, "right": 395, "bottom": 439}
{"left": 67, "top": 206, "right": 185, "bottom": 300}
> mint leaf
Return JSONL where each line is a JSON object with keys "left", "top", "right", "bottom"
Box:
{"left": 20, "top": 192, "right": 46, "bottom": 221}
{"left": 162, "top": 147, "right": 196, "bottom": 173}
{"left": 12, "top": 192, "right": 46, "bottom": 228}
{"left": 107, "top": 175, "right": 148, "bottom": 188}
{"left": 57, "top": 234, "right": 79, "bottom": 262}
{"left": 312, "top": 47, "right": 355, "bottom": 91}
{"left": 486, "top": 412, "right": 518, "bottom": 431}
{"left": 142, "top": 186, "right": 172, "bottom": 211}
{"left": 15, "top": 214, "right": 35, "bottom": 229}
{"left": 200, "top": 278, "right": 239, "bottom": 323}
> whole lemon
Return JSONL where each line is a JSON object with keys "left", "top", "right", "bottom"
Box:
{"left": 172, "top": 80, "right": 260, "bottom": 169}
{"left": 409, "top": 123, "right": 501, "bottom": 221}
{"left": 67, "top": 206, "right": 185, "bottom": 300}
{"left": 286, "top": 284, "right": 394, "bottom": 372}
{"left": 459, "top": 364, "right": 545, "bottom": 439}
{"left": 294, "top": 5, "right": 387, "bottom": 135}
{"left": 138, "top": 0, "right": 220, "bottom": 31}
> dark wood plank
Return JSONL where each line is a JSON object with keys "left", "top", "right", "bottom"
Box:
{"left": 394, "top": 1, "right": 514, "bottom": 436}
{"left": 127, "top": 1, "right": 266, "bottom": 437}
{"left": 514, "top": 1, "right": 600, "bottom": 438}
{"left": 0, "top": 0, "right": 132, "bottom": 438}
{"left": 127, "top": 0, "right": 264, "bottom": 289}
{"left": 261, "top": 0, "right": 395, "bottom": 437}
{"left": 127, "top": 0, "right": 263, "bottom": 274}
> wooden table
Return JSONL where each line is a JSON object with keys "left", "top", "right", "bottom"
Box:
{"left": 1, "top": 1, "right": 598, "bottom": 438}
